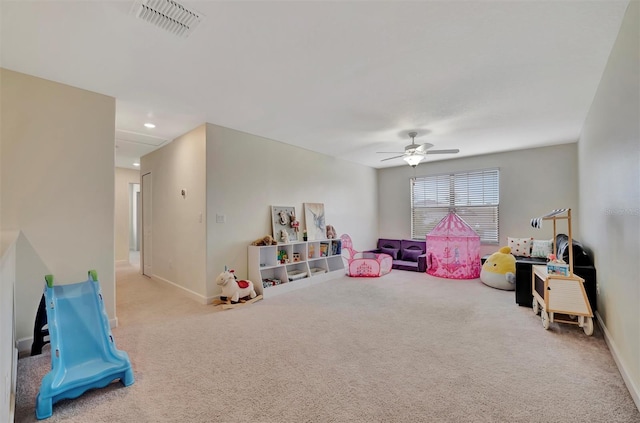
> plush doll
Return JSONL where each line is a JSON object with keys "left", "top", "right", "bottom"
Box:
{"left": 216, "top": 269, "right": 257, "bottom": 303}
{"left": 289, "top": 211, "right": 300, "bottom": 232}
{"left": 280, "top": 229, "right": 290, "bottom": 243}
{"left": 480, "top": 246, "right": 516, "bottom": 290}
{"left": 326, "top": 225, "right": 337, "bottom": 239}
{"left": 278, "top": 210, "right": 289, "bottom": 226}
{"left": 251, "top": 235, "right": 278, "bottom": 246}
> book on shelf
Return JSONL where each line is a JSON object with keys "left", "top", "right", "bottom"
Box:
{"left": 320, "top": 242, "right": 329, "bottom": 257}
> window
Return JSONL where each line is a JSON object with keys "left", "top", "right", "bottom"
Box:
{"left": 411, "top": 169, "right": 499, "bottom": 243}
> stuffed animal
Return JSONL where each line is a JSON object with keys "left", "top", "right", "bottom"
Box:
{"left": 289, "top": 211, "right": 300, "bottom": 232}
{"left": 278, "top": 210, "right": 289, "bottom": 225}
{"left": 280, "top": 229, "right": 290, "bottom": 243}
{"left": 480, "top": 246, "right": 516, "bottom": 290}
{"left": 216, "top": 269, "right": 257, "bottom": 303}
{"left": 251, "top": 235, "right": 278, "bottom": 246}
{"left": 326, "top": 224, "right": 337, "bottom": 239}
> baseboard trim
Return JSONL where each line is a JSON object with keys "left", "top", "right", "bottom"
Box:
{"left": 596, "top": 311, "right": 640, "bottom": 412}
{"left": 150, "top": 274, "right": 208, "bottom": 304}
{"left": 205, "top": 295, "right": 221, "bottom": 305}
{"left": 16, "top": 338, "right": 31, "bottom": 354}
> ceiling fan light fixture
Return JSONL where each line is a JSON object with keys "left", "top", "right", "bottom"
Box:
{"left": 403, "top": 154, "right": 423, "bottom": 168}
{"left": 377, "top": 130, "right": 458, "bottom": 167}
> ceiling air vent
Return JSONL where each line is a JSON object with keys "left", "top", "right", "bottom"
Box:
{"left": 131, "top": 0, "right": 203, "bottom": 38}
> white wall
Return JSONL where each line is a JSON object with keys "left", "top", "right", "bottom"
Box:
{"left": 377, "top": 143, "right": 580, "bottom": 256}
{"left": 578, "top": 1, "right": 639, "bottom": 407}
{"left": 140, "top": 123, "right": 378, "bottom": 302}
{"left": 140, "top": 125, "right": 208, "bottom": 299}
{"left": 0, "top": 68, "right": 116, "bottom": 343}
{"left": 115, "top": 168, "right": 140, "bottom": 262}
{"left": 0, "top": 233, "right": 18, "bottom": 423}
{"left": 205, "top": 123, "right": 378, "bottom": 300}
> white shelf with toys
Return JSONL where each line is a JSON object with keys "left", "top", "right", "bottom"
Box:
{"left": 248, "top": 239, "right": 344, "bottom": 298}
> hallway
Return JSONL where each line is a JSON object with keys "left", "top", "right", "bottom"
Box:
{"left": 115, "top": 261, "right": 217, "bottom": 328}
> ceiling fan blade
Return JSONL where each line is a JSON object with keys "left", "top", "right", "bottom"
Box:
{"left": 415, "top": 143, "right": 434, "bottom": 152}
{"left": 376, "top": 151, "right": 405, "bottom": 154}
{"left": 380, "top": 155, "right": 405, "bottom": 162}
{"left": 426, "top": 149, "right": 460, "bottom": 155}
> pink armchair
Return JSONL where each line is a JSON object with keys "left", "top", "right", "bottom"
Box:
{"left": 340, "top": 234, "right": 393, "bottom": 277}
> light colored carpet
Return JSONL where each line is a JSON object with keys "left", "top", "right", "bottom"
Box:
{"left": 15, "top": 263, "right": 640, "bottom": 422}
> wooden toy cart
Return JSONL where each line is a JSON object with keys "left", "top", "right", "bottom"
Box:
{"left": 529, "top": 208, "right": 594, "bottom": 336}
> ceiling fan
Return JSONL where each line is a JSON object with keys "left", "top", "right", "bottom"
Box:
{"left": 378, "top": 131, "right": 460, "bottom": 167}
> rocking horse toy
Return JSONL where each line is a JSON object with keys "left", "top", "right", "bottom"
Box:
{"left": 214, "top": 267, "right": 262, "bottom": 309}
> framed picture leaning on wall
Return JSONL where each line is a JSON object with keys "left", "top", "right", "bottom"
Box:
{"left": 304, "top": 203, "right": 326, "bottom": 241}
{"left": 271, "top": 206, "right": 298, "bottom": 243}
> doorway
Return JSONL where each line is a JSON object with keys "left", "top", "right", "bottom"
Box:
{"left": 129, "top": 182, "right": 141, "bottom": 268}
{"left": 141, "top": 172, "right": 152, "bottom": 277}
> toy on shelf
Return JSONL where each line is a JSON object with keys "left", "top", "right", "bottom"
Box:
{"left": 35, "top": 271, "right": 134, "bottom": 419}
{"left": 546, "top": 253, "right": 569, "bottom": 276}
{"left": 530, "top": 208, "right": 593, "bottom": 335}
{"left": 262, "top": 278, "right": 282, "bottom": 288}
{"left": 278, "top": 249, "right": 289, "bottom": 264}
{"left": 326, "top": 225, "right": 337, "bottom": 239}
{"left": 214, "top": 267, "right": 262, "bottom": 310}
{"left": 278, "top": 210, "right": 289, "bottom": 225}
{"left": 251, "top": 235, "right": 278, "bottom": 246}
{"left": 289, "top": 211, "right": 300, "bottom": 233}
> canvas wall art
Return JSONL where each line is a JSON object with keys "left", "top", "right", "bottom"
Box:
{"left": 304, "top": 203, "right": 326, "bottom": 241}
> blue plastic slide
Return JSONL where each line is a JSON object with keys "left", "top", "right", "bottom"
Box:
{"left": 35, "top": 271, "right": 134, "bottom": 419}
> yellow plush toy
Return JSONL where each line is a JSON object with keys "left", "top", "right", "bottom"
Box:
{"left": 480, "top": 246, "right": 516, "bottom": 290}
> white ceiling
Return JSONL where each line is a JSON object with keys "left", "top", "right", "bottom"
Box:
{"left": 0, "top": 0, "right": 629, "bottom": 169}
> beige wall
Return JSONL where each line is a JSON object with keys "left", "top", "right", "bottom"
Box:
{"left": 115, "top": 167, "right": 140, "bottom": 262}
{"left": 0, "top": 69, "right": 116, "bottom": 343}
{"left": 0, "top": 233, "right": 17, "bottom": 422}
{"left": 144, "top": 123, "right": 378, "bottom": 302}
{"left": 377, "top": 143, "right": 579, "bottom": 257}
{"left": 140, "top": 125, "right": 207, "bottom": 299}
{"left": 578, "top": 1, "right": 639, "bottom": 407}
{"left": 205, "top": 124, "right": 378, "bottom": 300}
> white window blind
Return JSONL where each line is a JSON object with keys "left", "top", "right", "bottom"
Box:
{"left": 411, "top": 169, "right": 499, "bottom": 243}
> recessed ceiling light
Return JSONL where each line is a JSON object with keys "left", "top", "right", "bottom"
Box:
{"left": 133, "top": 162, "right": 140, "bottom": 167}
{"left": 144, "top": 123, "right": 156, "bottom": 129}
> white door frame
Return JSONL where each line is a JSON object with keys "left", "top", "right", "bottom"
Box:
{"left": 141, "top": 172, "right": 152, "bottom": 277}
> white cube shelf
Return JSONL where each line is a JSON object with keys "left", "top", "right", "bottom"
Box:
{"left": 248, "top": 239, "right": 345, "bottom": 298}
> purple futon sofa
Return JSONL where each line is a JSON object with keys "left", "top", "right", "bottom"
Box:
{"left": 368, "top": 239, "right": 427, "bottom": 272}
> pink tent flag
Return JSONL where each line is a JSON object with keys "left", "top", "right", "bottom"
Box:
{"left": 426, "top": 211, "right": 481, "bottom": 279}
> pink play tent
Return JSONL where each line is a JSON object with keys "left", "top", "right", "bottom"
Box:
{"left": 426, "top": 211, "right": 481, "bottom": 279}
